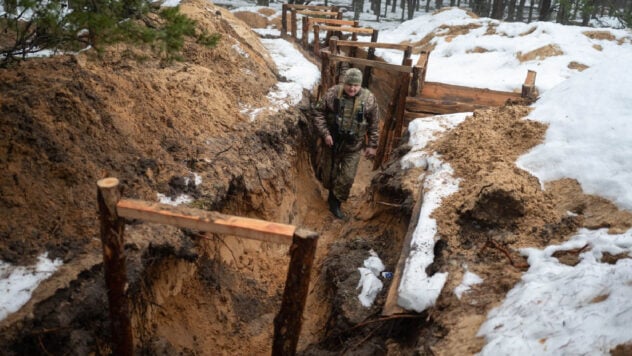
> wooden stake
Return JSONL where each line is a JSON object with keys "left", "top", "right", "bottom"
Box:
{"left": 97, "top": 178, "right": 133, "bottom": 356}
{"left": 272, "top": 228, "right": 319, "bottom": 355}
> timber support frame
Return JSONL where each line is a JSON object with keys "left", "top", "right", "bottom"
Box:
{"left": 96, "top": 178, "right": 318, "bottom": 355}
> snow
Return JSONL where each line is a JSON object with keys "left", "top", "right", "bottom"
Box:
{"left": 2, "top": 2, "right": 632, "bottom": 353}
{"left": 454, "top": 268, "right": 484, "bottom": 300}
{"left": 0, "top": 254, "right": 62, "bottom": 321}
{"left": 357, "top": 250, "right": 386, "bottom": 307}
{"left": 234, "top": 4, "right": 632, "bottom": 353}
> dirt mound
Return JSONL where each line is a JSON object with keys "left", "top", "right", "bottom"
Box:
{"left": 0, "top": 0, "right": 279, "bottom": 266}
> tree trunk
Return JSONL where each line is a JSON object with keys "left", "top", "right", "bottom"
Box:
{"left": 407, "top": 0, "right": 416, "bottom": 18}
{"left": 392, "top": 0, "right": 397, "bottom": 12}
{"left": 436, "top": 0, "right": 444, "bottom": 9}
{"left": 426, "top": 0, "right": 431, "bottom": 11}
{"left": 354, "top": 0, "right": 364, "bottom": 21}
{"left": 528, "top": 0, "right": 535, "bottom": 21}
{"left": 491, "top": 0, "right": 504, "bottom": 18}
{"left": 539, "top": 0, "right": 552, "bottom": 20}
{"left": 516, "top": 0, "right": 526, "bottom": 20}
{"left": 506, "top": 0, "right": 517, "bottom": 20}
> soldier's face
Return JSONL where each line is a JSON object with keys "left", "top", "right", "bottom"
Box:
{"left": 343, "top": 83, "right": 361, "bottom": 97}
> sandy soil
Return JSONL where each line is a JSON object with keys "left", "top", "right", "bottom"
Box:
{"left": 1, "top": 1, "right": 631, "bottom": 355}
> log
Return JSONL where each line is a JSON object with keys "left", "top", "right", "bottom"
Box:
{"left": 116, "top": 199, "right": 296, "bottom": 245}
{"left": 419, "top": 81, "right": 522, "bottom": 106}
{"left": 329, "top": 54, "right": 413, "bottom": 73}
{"left": 316, "top": 25, "right": 376, "bottom": 35}
{"left": 334, "top": 40, "right": 414, "bottom": 51}
{"left": 296, "top": 10, "right": 339, "bottom": 17}
{"left": 97, "top": 178, "right": 134, "bottom": 356}
{"left": 521, "top": 70, "right": 537, "bottom": 99}
{"left": 382, "top": 181, "right": 425, "bottom": 316}
{"left": 309, "top": 18, "right": 356, "bottom": 27}
{"left": 406, "top": 96, "right": 486, "bottom": 115}
{"left": 272, "top": 228, "right": 319, "bottom": 355}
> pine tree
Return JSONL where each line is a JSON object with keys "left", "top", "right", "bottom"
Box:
{"left": 0, "top": 0, "right": 220, "bottom": 67}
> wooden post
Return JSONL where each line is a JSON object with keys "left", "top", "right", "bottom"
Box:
{"left": 313, "top": 25, "right": 321, "bottom": 57}
{"left": 521, "top": 70, "right": 537, "bottom": 99}
{"left": 272, "top": 228, "right": 319, "bottom": 356}
{"left": 302, "top": 17, "right": 309, "bottom": 49}
{"left": 281, "top": 4, "right": 288, "bottom": 38}
{"left": 291, "top": 9, "right": 298, "bottom": 40}
{"left": 97, "top": 178, "right": 134, "bottom": 356}
{"left": 320, "top": 50, "right": 331, "bottom": 99}
{"left": 363, "top": 30, "right": 380, "bottom": 88}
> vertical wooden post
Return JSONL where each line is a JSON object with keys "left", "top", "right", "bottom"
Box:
{"left": 302, "top": 17, "right": 309, "bottom": 49}
{"left": 363, "top": 30, "right": 380, "bottom": 88}
{"left": 281, "top": 4, "right": 288, "bottom": 38}
{"left": 272, "top": 229, "right": 319, "bottom": 356}
{"left": 97, "top": 178, "right": 133, "bottom": 356}
{"left": 391, "top": 59, "right": 412, "bottom": 146}
{"left": 320, "top": 50, "right": 331, "bottom": 99}
{"left": 291, "top": 9, "right": 298, "bottom": 40}
{"left": 521, "top": 70, "right": 537, "bottom": 99}
{"left": 313, "top": 25, "right": 321, "bottom": 57}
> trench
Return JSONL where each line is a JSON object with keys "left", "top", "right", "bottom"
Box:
{"left": 118, "top": 105, "right": 418, "bottom": 354}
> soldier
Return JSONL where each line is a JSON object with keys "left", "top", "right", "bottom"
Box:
{"left": 313, "top": 68, "right": 379, "bottom": 219}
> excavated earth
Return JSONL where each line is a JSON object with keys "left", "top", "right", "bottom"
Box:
{"left": 1, "top": 1, "right": 631, "bottom": 355}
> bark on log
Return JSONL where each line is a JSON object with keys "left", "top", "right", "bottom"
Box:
{"left": 97, "top": 178, "right": 134, "bottom": 356}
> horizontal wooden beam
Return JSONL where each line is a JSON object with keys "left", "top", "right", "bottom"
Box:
{"left": 297, "top": 10, "right": 340, "bottom": 17}
{"left": 285, "top": 4, "right": 336, "bottom": 11}
{"left": 406, "top": 96, "right": 486, "bottom": 114}
{"left": 335, "top": 40, "right": 413, "bottom": 51}
{"left": 420, "top": 81, "right": 522, "bottom": 106}
{"left": 328, "top": 53, "right": 413, "bottom": 73}
{"left": 309, "top": 18, "right": 356, "bottom": 26}
{"left": 116, "top": 199, "right": 296, "bottom": 245}
{"left": 316, "top": 25, "right": 375, "bottom": 34}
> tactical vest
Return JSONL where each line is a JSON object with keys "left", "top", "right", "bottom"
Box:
{"left": 329, "top": 86, "right": 370, "bottom": 143}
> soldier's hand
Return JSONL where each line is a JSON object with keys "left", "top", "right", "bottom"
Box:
{"left": 365, "top": 147, "right": 376, "bottom": 159}
{"left": 325, "top": 135, "right": 334, "bottom": 147}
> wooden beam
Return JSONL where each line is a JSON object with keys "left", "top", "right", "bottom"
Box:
{"left": 334, "top": 40, "right": 413, "bottom": 51}
{"left": 296, "top": 10, "right": 340, "bottom": 17}
{"left": 316, "top": 25, "right": 376, "bottom": 35}
{"left": 420, "top": 81, "right": 522, "bottom": 106}
{"left": 272, "top": 228, "right": 319, "bottom": 355}
{"left": 382, "top": 182, "right": 425, "bottom": 316}
{"left": 406, "top": 96, "right": 486, "bottom": 115}
{"left": 309, "top": 18, "right": 357, "bottom": 27}
{"left": 97, "top": 178, "right": 134, "bottom": 356}
{"left": 284, "top": 4, "right": 335, "bottom": 11}
{"left": 329, "top": 53, "right": 413, "bottom": 73}
{"left": 116, "top": 199, "right": 296, "bottom": 245}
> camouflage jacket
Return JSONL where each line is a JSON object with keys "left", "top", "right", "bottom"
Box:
{"left": 313, "top": 84, "right": 379, "bottom": 152}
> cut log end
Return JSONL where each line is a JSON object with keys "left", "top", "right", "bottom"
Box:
{"left": 97, "top": 177, "right": 120, "bottom": 189}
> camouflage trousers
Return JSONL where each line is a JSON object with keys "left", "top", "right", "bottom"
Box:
{"left": 316, "top": 144, "right": 361, "bottom": 202}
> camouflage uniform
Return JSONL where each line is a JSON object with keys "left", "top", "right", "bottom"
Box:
{"left": 313, "top": 84, "right": 379, "bottom": 201}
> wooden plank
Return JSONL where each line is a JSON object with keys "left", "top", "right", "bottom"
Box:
{"left": 309, "top": 18, "right": 357, "bottom": 27}
{"left": 297, "top": 10, "right": 339, "bottom": 17}
{"left": 382, "top": 182, "right": 425, "bottom": 316}
{"left": 97, "top": 178, "right": 134, "bottom": 356}
{"left": 420, "top": 81, "right": 522, "bottom": 106}
{"left": 272, "top": 228, "right": 319, "bottom": 355}
{"left": 329, "top": 53, "right": 413, "bottom": 73}
{"left": 317, "top": 25, "right": 376, "bottom": 35}
{"left": 521, "top": 70, "right": 537, "bottom": 98}
{"left": 335, "top": 40, "right": 412, "bottom": 51}
{"left": 284, "top": 4, "right": 335, "bottom": 11}
{"left": 406, "top": 96, "right": 485, "bottom": 114}
{"left": 116, "top": 199, "right": 296, "bottom": 245}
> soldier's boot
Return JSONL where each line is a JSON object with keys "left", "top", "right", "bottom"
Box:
{"left": 328, "top": 191, "right": 346, "bottom": 219}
